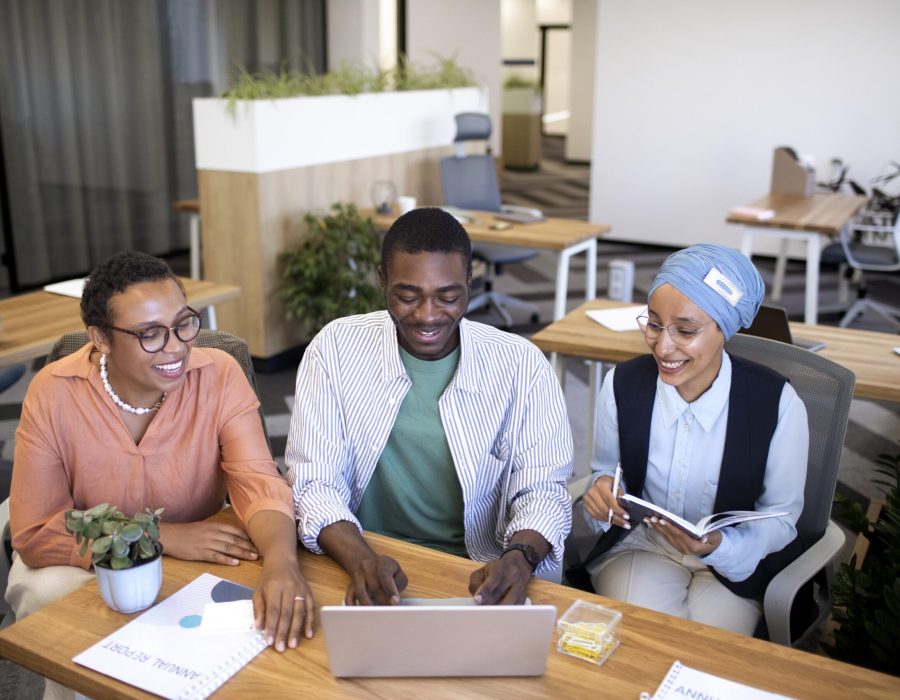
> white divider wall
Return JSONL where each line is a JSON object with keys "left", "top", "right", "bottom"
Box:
{"left": 589, "top": 0, "right": 900, "bottom": 255}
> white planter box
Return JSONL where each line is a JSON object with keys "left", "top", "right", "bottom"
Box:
{"left": 193, "top": 86, "right": 489, "bottom": 174}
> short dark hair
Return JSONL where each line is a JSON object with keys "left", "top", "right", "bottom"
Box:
{"left": 81, "top": 251, "right": 184, "bottom": 328}
{"left": 381, "top": 207, "right": 472, "bottom": 277}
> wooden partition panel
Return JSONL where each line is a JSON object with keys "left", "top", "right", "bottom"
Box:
{"left": 198, "top": 146, "right": 450, "bottom": 358}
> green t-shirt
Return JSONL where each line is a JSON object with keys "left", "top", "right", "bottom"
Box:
{"left": 356, "top": 346, "right": 467, "bottom": 557}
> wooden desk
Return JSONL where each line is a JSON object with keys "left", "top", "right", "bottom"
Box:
{"left": 1, "top": 510, "right": 897, "bottom": 699}
{"left": 530, "top": 299, "right": 900, "bottom": 403}
{"left": 369, "top": 209, "right": 611, "bottom": 321}
{"left": 727, "top": 193, "right": 867, "bottom": 324}
{"left": 0, "top": 278, "right": 240, "bottom": 368}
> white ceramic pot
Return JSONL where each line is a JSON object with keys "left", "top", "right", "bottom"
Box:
{"left": 95, "top": 551, "right": 163, "bottom": 614}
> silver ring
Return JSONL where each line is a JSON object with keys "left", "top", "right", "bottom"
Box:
{"left": 294, "top": 596, "right": 305, "bottom": 601}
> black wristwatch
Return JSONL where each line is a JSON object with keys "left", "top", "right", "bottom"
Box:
{"left": 500, "top": 543, "right": 541, "bottom": 573}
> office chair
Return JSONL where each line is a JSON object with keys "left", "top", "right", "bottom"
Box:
{"left": 563, "top": 334, "right": 855, "bottom": 648}
{"left": 440, "top": 112, "right": 541, "bottom": 326}
{"left": 0, "top": 329, "right": 274, "bottom": 627}
{"left": 822, "top": 207, "right": 900, "bottom": 331}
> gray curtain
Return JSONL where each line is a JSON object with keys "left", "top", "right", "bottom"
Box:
{"left": 0, "top": 0, "right": 325, "bottom": 289}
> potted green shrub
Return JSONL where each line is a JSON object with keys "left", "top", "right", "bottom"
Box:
{"left": 823, "top": 449, "right": 900, "bottom": 676}
{"left": 65, "top": 503, "right": 165, "bottom": 614}
{"left": 280, "top": 203, "right": 383, "bottom": 337}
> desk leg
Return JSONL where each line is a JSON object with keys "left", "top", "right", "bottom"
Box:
{"left": 585, "top": 238, "right": 597, "bottom": 302}
{"left": 554, "top": 250, "right": 572, "bottom": 322}
{"left": 771, "top": 238, "right": 789, "bottom": 302}
{"left": 805, "top": 235, "right": 821, "bottom": 324}
{"left": 206, "top": 306, "right": 218, "bottom": 330}
{"left": 740, "top": 228, "right": 754, "bottom": 258}
{"left": 189, "top": 213, "right": 201, "bottom": 280}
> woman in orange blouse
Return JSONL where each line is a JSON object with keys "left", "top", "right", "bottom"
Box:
{"left": 9, "top": 251, "right": 313, "bottom": 654}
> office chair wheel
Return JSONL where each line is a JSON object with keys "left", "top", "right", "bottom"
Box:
{"left": 530, "top": 313, "right": 540, "bottom": 324}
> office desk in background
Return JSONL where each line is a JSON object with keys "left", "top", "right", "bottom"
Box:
{"left": 368, "top": 209, "right": 610, "bottom": 321}
{"left": 531, "top": 299, "right": 900, "bottom": 403}
{"left": 0, "top": 278, "right": 240, "bottom": 368}
{"left": 0, "top": 509, "right": 897, "bottom": 699}
{"left": 727, "top": 193, "right": 868, "bottom": 324}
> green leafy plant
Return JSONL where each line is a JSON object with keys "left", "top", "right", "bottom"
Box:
{"left": 65, "top": 503, "right": 164, "bottom": 570}
{"left": 823, "top": 449, "right": 900, "bottom": 676}
{"left": 280, "top": 203, "right": 383, "bottom": 337}
{"left": 222, "top": 53, "right": 475, "bottom": 110}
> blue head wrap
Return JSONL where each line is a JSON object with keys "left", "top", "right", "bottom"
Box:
{"left": 647, "top": 244, "right": 764, "bottom": 340}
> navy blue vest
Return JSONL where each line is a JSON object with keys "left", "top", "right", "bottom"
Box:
{"left": 587, "top": 353, "right": 802, "bottom": 600}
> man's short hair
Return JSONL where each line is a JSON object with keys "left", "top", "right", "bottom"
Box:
{"left": 81, "top": 251, "right": 184, "bottom": 328}
{"left": 381, "top": 207, "right": 473, "bottom": 277}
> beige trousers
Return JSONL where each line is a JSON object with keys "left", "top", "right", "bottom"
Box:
{"left": 7, "top": 553, "right": 95, "bottom": 700}
{"left": 586, "top": 523, "right": 762, "bottom": 636}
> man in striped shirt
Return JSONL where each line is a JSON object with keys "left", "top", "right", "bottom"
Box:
{"left": 286, "top": 207, "right": 573, "bottom": 606}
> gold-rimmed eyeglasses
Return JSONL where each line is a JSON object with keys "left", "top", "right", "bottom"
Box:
{"left": 105, "top": 308, "right": 202, "bottom": 353}
{"left": 636, "top": 313, "right": 714, "bottom": 346}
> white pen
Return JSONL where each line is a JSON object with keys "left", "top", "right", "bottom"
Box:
{"left": 607, "top": 463, "right": 622, "bottom": 526}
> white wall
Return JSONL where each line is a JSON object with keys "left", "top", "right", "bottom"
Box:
{"left": 407, "top": 0, "right": 503, "bottom": 154}
{"left": 565, "top": 0, "right": 596, "bottom": 161}
{"left": 589, "top": 0, "right": 900, "bottom": 254}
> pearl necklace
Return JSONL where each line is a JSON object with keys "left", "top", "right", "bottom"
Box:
{"left": 99, "top": 354, "right": 166, "bottom": 416}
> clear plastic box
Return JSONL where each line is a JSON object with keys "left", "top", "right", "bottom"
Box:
{"left": 555, "top": 599, "right": 622, "bottom": 666}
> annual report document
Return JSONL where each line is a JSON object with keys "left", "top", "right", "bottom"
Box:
{"left": 620, "top": 493, "right": 789, "bottom": 539}
{"left": 73, "top": 573, "right": 267, "bottom": 700}
{"left": 643, "top": 660, "right": 795, "bottom": 699}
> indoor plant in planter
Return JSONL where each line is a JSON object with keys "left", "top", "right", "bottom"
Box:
{"left": 65, "top": 503, "right": 165, "bottom": 614}
{"left": 280, "top": 202, "right": 383, "bottom": 337}
{"left": 823, "top": 449, "right": 900, "bottom": 676}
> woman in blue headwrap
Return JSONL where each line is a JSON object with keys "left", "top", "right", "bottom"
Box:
{"left": 579, "top": 244, "right": 808, "bottom": 635}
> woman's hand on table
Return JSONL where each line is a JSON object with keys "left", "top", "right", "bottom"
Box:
{"left": 254, "top": 557, "right": 315, "bottom": 651}
{"left": 158, "top": 520, "right": 258, "bottom": 565}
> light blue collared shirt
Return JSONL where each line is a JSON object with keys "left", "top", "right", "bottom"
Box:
{"left": 586, "top": 351, "right": 808, "bottom": 581}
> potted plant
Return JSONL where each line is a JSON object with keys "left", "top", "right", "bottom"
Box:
{"left": 502, "top": 75, "right": 542, "bottom": 170}
{"left": 65, "top": 503, "right": 165, "bottom": 614}
{"left": 823, "top": 449, "right": 900, "bottom": 676}
{"left": 280, "top": 203, "right": 383, "bottom": 337}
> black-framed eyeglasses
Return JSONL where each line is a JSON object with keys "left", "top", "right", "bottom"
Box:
{"left": 636, "top": 313, "right": 714, "bottom": 346}
{"left": 105, "top": 307, "right": 202, "bottom": 353}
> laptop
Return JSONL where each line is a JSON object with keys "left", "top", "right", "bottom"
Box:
{"left": 739, "top": 304, "right": 826, "bottom": 352}
{"left": 320, "top": 599, "right": 557, "bottom": 678}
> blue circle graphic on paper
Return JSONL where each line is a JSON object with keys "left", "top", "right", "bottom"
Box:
{"left": 179, "top": 614, "right": 202, "bottom": 628}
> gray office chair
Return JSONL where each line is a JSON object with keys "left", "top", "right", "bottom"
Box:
{"left": 821, "top": 208, "right": 900, "bottom": 331}
{"left": 440, "top": 112, "right": 541, "bottom": 326}
{"left": 0, "top": 329, "right": 274, "bottom": 626}
{"left": 564, "top": 334, "right": 855, "bottom": 648}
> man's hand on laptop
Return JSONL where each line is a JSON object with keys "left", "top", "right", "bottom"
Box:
{"left": 318, "top": 521, "right": 409, "bottom": 605}
{"left": 468, "top": 531, "right": 550, "bottom": 605}
{"left": 346, "top": 554, "right": 409, "bottom": 606}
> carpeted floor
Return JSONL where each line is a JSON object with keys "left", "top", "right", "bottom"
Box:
{"left": 1, "top": 135, "right": 898, "bottom": 696}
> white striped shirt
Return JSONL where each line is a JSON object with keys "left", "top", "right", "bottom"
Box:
{"left": 285, "top": 311, "right": 574, "bottom": 573}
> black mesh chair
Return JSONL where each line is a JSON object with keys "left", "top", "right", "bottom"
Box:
{"left": 440, "top": 112, "right": 541, "bottom": 326}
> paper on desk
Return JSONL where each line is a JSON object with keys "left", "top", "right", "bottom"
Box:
{"left": 43, "top": 278, "right": 87, "bottom": 299}
{"left": 729, "top": 205, "right": 775, "bottom": 221}
{"left": 585, "top": 305, "right": 646, "bottom": 332}
{"left": 200, "top": 599, "right": 256, "bottom": 632}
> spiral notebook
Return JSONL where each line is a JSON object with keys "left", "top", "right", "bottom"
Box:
{"left": 642, "top": 660, "right": 795, "bottom": 700}
{"left": 73, "top": 573, "right": 267, "bottom": 700}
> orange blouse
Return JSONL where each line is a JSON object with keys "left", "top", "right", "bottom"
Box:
{"left": 11, "top": 343, "right": 292, "bottom": 569}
